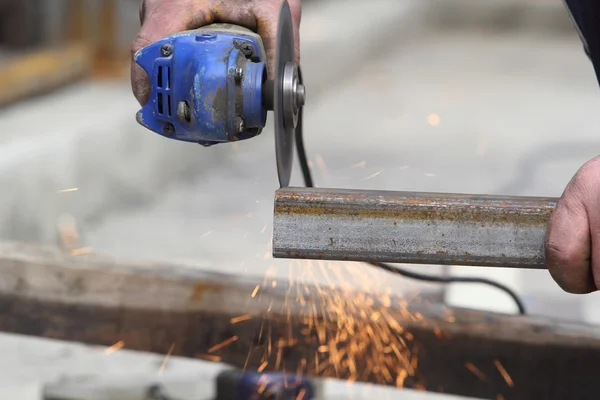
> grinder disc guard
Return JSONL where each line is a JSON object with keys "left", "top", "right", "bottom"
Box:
{"left": 273, "top": 0, "right": 301, "bottom": 188}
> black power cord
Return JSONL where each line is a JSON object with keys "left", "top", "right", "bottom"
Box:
{"left": 293, "top": 115, "right": 527, "bottom": 315}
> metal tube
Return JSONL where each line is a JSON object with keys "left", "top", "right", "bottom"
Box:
{"left": 272, "top": 187, "right": 557, "bottom": 269}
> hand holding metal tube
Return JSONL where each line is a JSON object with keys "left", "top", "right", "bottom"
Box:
{"left": 130, "top": 0, "right": 302, "bottom": 106}
{"left": 545, "top": 158, "right": 600, "bottom": 294}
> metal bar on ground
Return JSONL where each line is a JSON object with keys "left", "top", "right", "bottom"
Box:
{"left": 272, "top": 187, "right": 557, "bottom": 269}
{"left": 0, "top": 241, "right": 598, "bottom": 399}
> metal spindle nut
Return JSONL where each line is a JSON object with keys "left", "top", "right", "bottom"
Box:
{"left": 295, "top": 85, "right": 306, "bottom": 108}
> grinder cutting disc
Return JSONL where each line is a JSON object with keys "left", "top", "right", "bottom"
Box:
{"left": 273, "top": 0, "right": 296, "bottom": 188}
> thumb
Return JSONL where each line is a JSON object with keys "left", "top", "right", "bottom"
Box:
{"left": 255, "top": 0, "right": 302, "bottom": 79}
{"left": 130, "top": 1, "right": 214, "bottom": 106}
{"left": 545, "top": 158, "right": 600, "bottom": 294}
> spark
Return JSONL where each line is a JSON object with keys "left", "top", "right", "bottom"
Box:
{"left": 494, "top": 360, "right": 514, "bottom": 387}
{"left": 261, "top": 225, "right": 267, "bottom": 233}
{"left": 200, "top": 231, "right": 213, "bottom": 238}
{"left": 424, "top": 173, "right": 436, "bottom": 177}
{"left": 296, "top": 388, "right": 307, "bottom": 400}
{"left": 104, "top": 341, "right": 124, "bottom": 354}
{"left": 251, "top": 285, "right": 260, "bottom": 298}
{"left": 159, "top": 343, "right": 175, "bottom": 373}
{"left": 69, "top": 247, "right": 92, "bottom": 256}
{"left": 362, "top": 169, "right": 384, "bottom": 180}
{"left": 57, "top": 188, "right": 78, "bottom": 193}
{"left": 257, "top": 361, "right": 269, "bottom": 373}
{"left": 246, "top": 258, "right": 425, "bottom": 388}
{"left": 246, "top": 213, "right": 253, "bottom": 218}
{"left": 208, "top": 336, "right": 238, "bottom": 354}
{"left": 465, "top": 362, "right": 487, "bottom": 382}
{"left": 231, "top": 314, "right": 252, "bottom": 324}
{"left": 351, "top": 161, "right": 367, "bottom": 168}
{"left": 315, "top": 154, "right": 329, "bottom": 178}
{"left": 427, "top": 113, "right": 440, "bottom": 126}
{"left": 195, "top": 354, "right": 222, "bottom": 362}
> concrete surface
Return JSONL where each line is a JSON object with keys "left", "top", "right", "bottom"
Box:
{"left": 0, "top": 0, "right": 599, "bottom": 398}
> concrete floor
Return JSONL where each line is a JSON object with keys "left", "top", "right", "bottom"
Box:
{"left": 0, "top": 0, "right": 599, "bottom": 398}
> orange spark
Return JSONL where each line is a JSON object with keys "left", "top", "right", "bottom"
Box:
{"left": 396, "top": 369, "right": 408, "bottom": 388}
{"left": 159, "top": 343, "right": 175, "bottom": 373}
{"left": 208, "top": 336, "right": 238, "bottom": 353}
{"left": 257, "top": 361, "right": 268, "bottom": 373}
{"left": 195, "top": 354, "right": 222, "bottom": 362}
{"left": 465, "top": 362, "right": 487, "bottom": 382}
{"left": 494, "top": 360, "right": 514, "bottom": 387}
{"left": 57, "top": 188, "right": 78, "bottom": 193}
{"left": 315, "top": 154, "right": 329, "bottom": 178}
{"left": 70, "top": 247, "right": 92, "bottom": 256}
{"left": 427, "top": 113, "right": 440, "bottom": 126}
{"left": 362, "top": 169, "right": 384, "bottom": 180}
{"left": 104, "top": 340, "right": 124, "bottom": 354}
{"left": 251, "top": 285, "right": 260, "bottom": 298}
{"left": 231, "top": 314, "right": 252, "bottom": 324}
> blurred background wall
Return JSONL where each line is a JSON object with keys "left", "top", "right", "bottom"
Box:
{"left": 2, "top": 1, "right": 600, "bottom": 399}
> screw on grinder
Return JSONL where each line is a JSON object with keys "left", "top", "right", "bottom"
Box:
{"left": 133, "top": 0, "right": 305, "bottom": 188}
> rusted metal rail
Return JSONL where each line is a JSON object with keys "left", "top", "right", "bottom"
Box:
{"left": 0, "top": 241, "right": 599, "bottom": 399}
{"left": 272, "top": 187, "right": 556, "bottom": 268}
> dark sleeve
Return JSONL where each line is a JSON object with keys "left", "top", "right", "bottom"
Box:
{"left": 564, "top": 0, "right": 600, "bottom": 85}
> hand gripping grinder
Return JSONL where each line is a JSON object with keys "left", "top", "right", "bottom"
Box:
{"left": 133, "top": 0, "right": 305, "bottom": 188}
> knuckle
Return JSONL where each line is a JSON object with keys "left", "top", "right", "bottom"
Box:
{"left": 131, "top": 34, "right": 152, "bottom": 56}
{"left": 545, "top": 240, "right": 576, "bottom": 272}
{"left": 572, "top": 156, "right": 600, "bottom": 191}
{"left": 545, "top": 240, "right": 593, "bottom": 294}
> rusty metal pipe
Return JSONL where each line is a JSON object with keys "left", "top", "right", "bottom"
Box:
{"left": 272, "top": 187, "right": 557, "bottom": 269}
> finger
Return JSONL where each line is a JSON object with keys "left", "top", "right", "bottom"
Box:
{"left": 254, "top": 0, "right": 302, "bottom": 78}
{"left": 580, "top": 157, "right": 600, "bottom": 289}
{"left": 139, "top": 0, "right": 146, "bottom": 25}
{"left": 546, "top": 159, "right": 597, "bottom": 294}
{"left": 130, "top": 1, "right": 214, "bottom": 106}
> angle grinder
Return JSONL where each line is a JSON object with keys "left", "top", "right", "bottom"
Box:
{"left": 133, "top": 0, "right": 304, "bottom": 188}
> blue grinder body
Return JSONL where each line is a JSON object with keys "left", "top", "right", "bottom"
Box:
{"left": 134, "top": 25, "right": 269, "bottom": 147}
